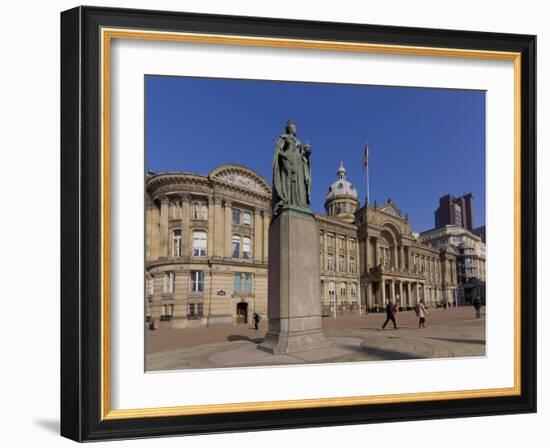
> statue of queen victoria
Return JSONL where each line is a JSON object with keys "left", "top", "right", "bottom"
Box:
{"left": 271, "top": 120, "right": 312, "bottom": 218}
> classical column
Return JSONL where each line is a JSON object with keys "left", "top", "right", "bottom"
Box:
{"left": 323, "top": 231, "right": 328, "bottom": 273}
{"left": 180, "top": 194, "right": 190, "bottom": 258}
{"left": 253, "top": 207, "right": 263, "bottom": 262}
{"left": 207, "top": 196, "right": 214, "bottom": 257}
{"left": 398, "top": 281, "right": 404, "bottom": 306}
{"left": 390, "top": 279, "right": 395, "bottom": 303}
{"left": 224, "top": 200, "right": 232, "bottom": 258}
{"left": 374, "top": 238, "right": 380, "bottom": 266}
{"left": 145, "top": 198, "right": 153, "bottom": 260}
{"left": 213, "top": 196, "right": 223, "bottom": 257}
{"left": 380, "top": 278, "right": 386, "bottom": 305}
{"left": 150, "top": 203, "right": 160, "bottom": 260}
{"left": 159, "top": 195, "right": 170, "bottom": 258}
{"left": 366, "top": 282, "right": 374, "bottom": 308}
{"left": 407, "top": 282, "right": 412, "bottom": 307}
{"left": 423, "top": 283, "right": 427, "bottom": 303}
{"left": 262, "top": 210, "right": 269, "bottom": 263}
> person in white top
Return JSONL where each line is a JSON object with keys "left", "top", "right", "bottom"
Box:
{"left": 416, "top": 299, "right": 429, "bottom": 328}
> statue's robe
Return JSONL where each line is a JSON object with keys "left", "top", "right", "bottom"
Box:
{"left": 271, "top": 133, "right": 311, "bottom": 217}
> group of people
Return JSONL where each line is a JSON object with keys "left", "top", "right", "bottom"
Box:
{"left": 382, "top": 297, "right": 483, "bottom": 330}
{"left": 381, "top": 300, "right": 429, "bottom": 330}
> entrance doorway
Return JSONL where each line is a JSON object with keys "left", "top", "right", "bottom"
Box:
{"left": 236, "top": 302, "right": 248, "bottom": 324}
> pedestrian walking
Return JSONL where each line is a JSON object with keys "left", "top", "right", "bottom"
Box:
{"left": 473, "top": 298, "right": 482, "bottom": 319}
{"left": 382, "top": 301, "right": 398, "bottom": 330}
{"left": 253, "top": 312, "right": 261, "bottom": 330}
{"left": 416, "top": 299, "right": 429, "bottom": 328}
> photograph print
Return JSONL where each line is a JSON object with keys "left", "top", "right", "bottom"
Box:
{"left": 144, "top": 75, "right": 487, "bottom": 372}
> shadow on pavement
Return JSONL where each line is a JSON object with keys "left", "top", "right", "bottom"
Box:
{"left": 227, "top": 335, "right": 263, "bottom": 344}
{"left": 426, "top": 337, "right": 485, "bottom": 345}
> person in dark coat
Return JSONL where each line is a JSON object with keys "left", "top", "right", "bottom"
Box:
{"left": 253, "top": 312, "right": 261, "bottom": 330}
{"left": 382, "top": 302, "right": 398, "bottom": 330}
{"left": 473, "top": 298, "right": 482, "bottom": 318}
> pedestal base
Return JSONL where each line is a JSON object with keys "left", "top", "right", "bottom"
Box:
{"left": 257, "top": 207, "right": 330, "bottom": 354}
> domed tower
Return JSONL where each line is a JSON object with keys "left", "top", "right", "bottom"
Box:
{"left": 324, "top": 161, "right": 359, "bottom": 223}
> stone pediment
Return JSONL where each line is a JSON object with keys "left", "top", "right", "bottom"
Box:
{"left": 378, "top": 201, "right": 403, "bottom": 218}
{"left": 209, "top": 164, "right": 271, "bottom": 195}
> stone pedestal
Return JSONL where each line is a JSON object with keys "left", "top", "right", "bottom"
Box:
{"left": 258, "top": 207, "right": 331, "bottom": 354}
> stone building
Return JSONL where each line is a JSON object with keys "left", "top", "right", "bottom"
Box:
{"left": 145, "top": 162, "right": 460, "bottom": 328}
{"left": 145, "top": 165, "right": 271, "bottom": 328}
{"left": 357, "top": 200, "right": 459, "bottom": 311}
{"left": 419, "top": 225, "right": 486, "bottom": 305}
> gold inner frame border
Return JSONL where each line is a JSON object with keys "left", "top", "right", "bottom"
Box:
{"left": 100, "top": 27, "right": 522, "bottom": 421}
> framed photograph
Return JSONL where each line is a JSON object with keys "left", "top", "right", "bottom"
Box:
{"left": 60, "top": 6, "right": 536, "bottom": 442}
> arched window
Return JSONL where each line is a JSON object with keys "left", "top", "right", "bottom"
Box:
{"left": 351, "top": 283, "right": 357, "bottom": 297}
{"left": 340, "top": 282, "right": 347, "bottom": 296}
{"left": 232, "top": 235, "right": 241, "bottom": 259}
{"left": 328, "top": 281, "right": 335, "bottom": 296}
{"left": 192, "top": 230, "right": 207, "bottom": 256}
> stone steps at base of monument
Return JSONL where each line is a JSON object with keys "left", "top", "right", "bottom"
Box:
{"left": 257, "top": 329, "right": 332, "bottom": 355}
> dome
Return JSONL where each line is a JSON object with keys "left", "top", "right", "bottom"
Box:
{"left": 325, "top": 161, "right": 358, "bottom": 201}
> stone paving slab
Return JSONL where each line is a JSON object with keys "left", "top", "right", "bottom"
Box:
{"left": 145, "top": 309, "right": 486, "bottom": 371}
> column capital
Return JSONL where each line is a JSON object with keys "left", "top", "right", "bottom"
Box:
{"left": 224, "top": 200, "right": 232, "bottom": 208}
{"left": 253, "top": 207, "right": 262, "bottom": 216}
{"left": 179, "top": 193, "right": 191, "bottom": 203}
{"left": 158, "top": 195, "right": 170, "bottom": 205}
{"left": 213, "top": 196, "right": 224, "bottom": 205}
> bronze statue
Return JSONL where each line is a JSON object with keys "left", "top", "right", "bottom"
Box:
{"left": 271, "top": 120, "right": 312, "bottom": 218}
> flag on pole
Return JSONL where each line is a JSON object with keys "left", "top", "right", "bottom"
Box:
{"left": 363, "top": 144, "right": 369, "bottom": 170}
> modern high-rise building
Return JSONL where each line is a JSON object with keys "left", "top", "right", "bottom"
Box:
{"left": 434, "top": 193, "right": 474, "bottom": 231}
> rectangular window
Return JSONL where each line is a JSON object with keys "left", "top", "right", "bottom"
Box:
{"left": 190, "top": 271, "right": 204, "bottom": 293}
{"left": 188, "top": 303, "right": 195, "bottom": 316}
{"left": 339, "top": 256, "right": 345, "bottom": 272}
{"left": 351, "top": 283, "right": 357, "bottom": 296}
{"left": 163, "top": 272, "right": 175, "bottom": 294}
{"left": 242, "top": 211, "right": 252, "bottom": 226}
{"left": 328, "top": 235, "right": 334, "bottom": 247}
{"left": 192, "top": 201, "right": 208, "bottom": 220}
{"left": 192, "top": 230, "right": 207, "bottom": 257}
{"left": 327, "top": 254, "right": 334, "bottom": 272}
{"left": 244, "top": 273, "right": 252, "bottom": 292}
{"left": 146, "top": 276, "right": 154, "bottom": 296}
{"left": 232, "top": 235, "right": 241, "bottom": 259}
{"left": 232, "top": 209, "right": 241, "bottom": 225}
{"left": 234, "top": 273, "right": 252, "bottom": 293}
{"left": 338, "top": 238, "right": 345, "bottom": 251}
{"left": 172, "top": 229, "right": 181, "bottom": 257}
{"left": 242, "top": 236, "right": 252, "bottom": 260}
{"left": 171, "top": 201, "right": 181, "bottom": 219}
{"left": 349, "top": 258, "right": 355, "bottom": 273}
{"left": 233, "top": 273, "right": 242, "bottom": 293}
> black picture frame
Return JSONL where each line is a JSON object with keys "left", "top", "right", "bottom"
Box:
{"left": 61, "top": 5, "right": 536, "bottom": 442}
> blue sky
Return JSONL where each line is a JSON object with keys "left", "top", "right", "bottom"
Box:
{"left": 145, "top": 75, "right": 485, "bottom": 232}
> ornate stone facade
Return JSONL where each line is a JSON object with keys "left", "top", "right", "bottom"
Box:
{"left": 145, "top": 165, "right": 271, "bottom": 329}
{"left": 145, "top": 162, "right": 460, "bottom": 328}
{"left": 356, "top": 200, "right": 459, "bottom": 311}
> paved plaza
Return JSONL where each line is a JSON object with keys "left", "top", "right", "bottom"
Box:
{"left": 145, "top": 306, "right": 485, "bottom": 371}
